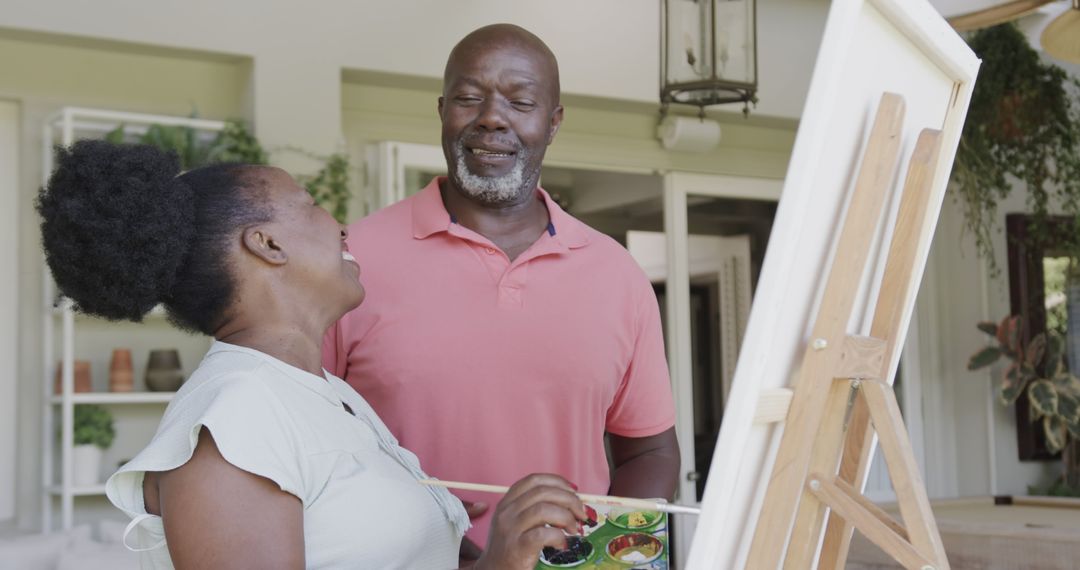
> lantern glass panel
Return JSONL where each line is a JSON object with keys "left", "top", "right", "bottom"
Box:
{"left": 663, "top": 0, "right": 756, "bottom": 106}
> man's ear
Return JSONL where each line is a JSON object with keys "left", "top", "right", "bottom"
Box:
{"left": 242, "top": 227, "right": 288, "bottom": 266}
{"left": 547, "top": 104, "right": 564, "bottom": 145}
{"left": 437, "top": 96, "right": 446, "bottom": 119}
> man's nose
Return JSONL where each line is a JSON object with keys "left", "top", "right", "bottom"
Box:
{"left": 474, "top": 99, "right": 509, "bottom": 132}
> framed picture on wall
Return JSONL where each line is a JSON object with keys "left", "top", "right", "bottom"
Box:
{"left": 1005, "top": 213, "right": 1075, "bottom": 461}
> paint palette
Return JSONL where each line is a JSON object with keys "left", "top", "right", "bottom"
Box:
{"left": 535, "top": 503, "right": 668, "bottom": 570}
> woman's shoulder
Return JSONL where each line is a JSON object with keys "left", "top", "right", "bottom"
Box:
{"left": 107, "top": 357, "right": 308, "bottom": 516}
{"left": 175, "top": 354, "right": 279, "bottom": 406}
{"left": 171, "top": 344, "right": 309, "bottom": 412}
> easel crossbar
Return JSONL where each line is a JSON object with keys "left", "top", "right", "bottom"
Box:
{"left": 807, "top": 475, "right": 934, "bottom": 570}
{"left": 807, "top": 378, "right": 945, "bottom": 570}
{"left": 744, "top": 93, "right": 949, "bottom": 570}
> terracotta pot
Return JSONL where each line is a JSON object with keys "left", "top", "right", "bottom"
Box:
{"left": 109, "top": 348, "right": 134, "bottom": 393}
{"left": 145, "top": 349, "right": 184, "bottom": 392}
{"left": 54, "top": 360, "right": 92, "bottom": 394}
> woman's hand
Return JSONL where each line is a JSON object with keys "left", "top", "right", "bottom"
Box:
{"left": 471, "top": 474, "right": 587, "bottom": 570}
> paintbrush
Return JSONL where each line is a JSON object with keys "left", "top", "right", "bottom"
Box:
{"left": 419, "top": 479, "right": 702, "bottom": 516}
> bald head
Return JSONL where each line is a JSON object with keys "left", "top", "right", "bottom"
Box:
{"left": 438, "top": 24, "right": 564, "bottom": 206}
{"left": 443, "top": 24, "right": 560, "bottom": 104}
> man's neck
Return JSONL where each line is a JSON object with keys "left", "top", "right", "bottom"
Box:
{"left": 440, "top": 179, "right": 551, "bottom": 261}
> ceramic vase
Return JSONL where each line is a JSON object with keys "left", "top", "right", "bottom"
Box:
{"left": 54, "top": 360, "right": 92, "bottom": 394}
{"left": 145, "top": 349, "right": 184, "bottom": 392}
{"left": 109, "top": 348, "right": 134, "bottom": 393}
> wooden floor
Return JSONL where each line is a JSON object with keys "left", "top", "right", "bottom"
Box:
{"left": 846, "top": 497, "right": 1080, "bottom": 569}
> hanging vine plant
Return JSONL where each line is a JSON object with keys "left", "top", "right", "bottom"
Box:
{"left": 951, "top": 24, "right": 1080, "bottom": 275}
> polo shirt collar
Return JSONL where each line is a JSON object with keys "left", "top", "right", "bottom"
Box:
{"left": 411, "top": 178, "right": 452, "bottom": 240}
{"left": 411, "top": 176, "right": 590, "bottom": 249}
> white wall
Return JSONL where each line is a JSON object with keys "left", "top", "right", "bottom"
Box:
{"left": 0, "top": 100, "right": 18, "bottom": 522}
{"left": 0, "top": 0, "right": 828, "bottom": 123}
{"left": 919, "top": 192, "right": 1061, "bottom": 498}
{"left": 1, "top": 35, "right": 250, "bottom": 530}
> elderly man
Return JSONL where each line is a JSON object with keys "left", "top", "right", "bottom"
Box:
{"left": 324, "top": 23, "right": 679, "bottom": 552}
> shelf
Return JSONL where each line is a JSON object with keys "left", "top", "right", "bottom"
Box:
{"left": 41, "top": 107, "right": 223, "bottom": 533}
{"left": 48, "top": 485, "right": 107, "bottom": 497}
{"left": 50, "top": 392, "right": 175, "bottom": 405}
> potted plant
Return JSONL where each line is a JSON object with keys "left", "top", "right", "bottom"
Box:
{"left": 969, "top": 316, "right": 1080, "bottom": 494}
{"left": 104, "top": 117, "right": 353, "bottom": 222}
{"left": 950, "top": 24, "right": 1080, "bottom": 276}
{"left": 955, "top": 22, "right": 1080, "bottom": 497}
{"left": 71, "top": 404, "right": 115, "bottom": 487}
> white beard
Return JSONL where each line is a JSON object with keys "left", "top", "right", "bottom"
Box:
{"left": 452, "top": 140, "right": 530, "bottom": 205}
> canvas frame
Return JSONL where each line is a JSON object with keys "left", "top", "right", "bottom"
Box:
{"left": 681, "top": 0, "right": 979, "bottom": 567}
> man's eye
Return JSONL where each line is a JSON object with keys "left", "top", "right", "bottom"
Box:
{"left": 512, "top": 100, "right": 536, "bottom": 109}
{"left": 456, "top": 96, "right": 481, "bottom": 104}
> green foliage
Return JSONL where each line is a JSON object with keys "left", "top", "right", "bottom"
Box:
{"left": 298, "top": 153, "right": 352, "bottom": 224}
{"left": 1045, "top": 257, "right": 1072, "bottom": 336}
{"left": 73, "top": 404, "right": 115, "bottom": 449}
{"left": 1030, "top": 379, "right": 1059, "bottom": 416}
{"left": 968, "top": 345, "right": 1002, "bottom": 370}
{"left": 104, "top": 118, "right": 267, "bottom": 170}
{"left": 951, "top": 24, "right": 1080, "bottom": 276}
{"left": 105, "top": 116, "right": 350, "bottom": 218}
{"left": 969, "top": 316, "right": 1080, "bottom": 454}
{"left": 1029, "top": 479, "right": 1080, "bottom": 497}
{"left": 209, "top": 120, "right": 269, "bottom": 165}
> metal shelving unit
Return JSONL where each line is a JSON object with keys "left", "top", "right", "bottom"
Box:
{"left": 41, "top": 107, "right": 224, "bottom": 532}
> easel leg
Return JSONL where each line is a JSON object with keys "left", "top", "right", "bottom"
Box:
{"left": 819, "top": 128, "right": 945, "bottom": 569}
{"left": 782, "top": 379, "right": 855, "bottom": 570}
{"left": 861, "top": 380, "right": 949, "bottom": 569}
{"left": 745, "top": 92, "right": 906, "bottom": 570}
{"left": 818, "top": 399, "right": 875, "bottom": 569}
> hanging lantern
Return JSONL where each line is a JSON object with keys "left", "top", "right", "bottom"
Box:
{"left": 660, "top": 0, "right": 758, "bottom": 116}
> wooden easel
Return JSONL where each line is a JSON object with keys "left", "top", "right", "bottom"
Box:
{"left": 745, "top": 92, "right": 950, "bottom": 570}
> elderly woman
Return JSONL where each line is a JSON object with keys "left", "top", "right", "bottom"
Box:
{"left": 38, "top": 140, "right": 585, "bottom": 569}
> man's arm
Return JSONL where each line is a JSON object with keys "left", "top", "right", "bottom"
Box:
{"left": 606, "top": 427, "right": 680, "bottom": 500}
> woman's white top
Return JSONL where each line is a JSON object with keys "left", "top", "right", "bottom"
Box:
{"left": 106, "top": 341, "right": 469, "bottom": 569}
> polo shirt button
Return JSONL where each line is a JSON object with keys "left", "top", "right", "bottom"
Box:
{"left": 484, "top": 247, "right": 496, "bottom": 255}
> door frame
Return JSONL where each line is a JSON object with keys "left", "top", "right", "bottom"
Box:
{"left": 0, "top": 99, "right": 19, "bottom": 522}
{"left": 662, "top": 171, "right": 782, "bottom": 563}
{"left": 367, "top": 141, "right": 446, "bottom": 211}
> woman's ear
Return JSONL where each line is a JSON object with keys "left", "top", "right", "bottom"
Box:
{"left": 242, "top": 227, "right": 288, "bottom": 265}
